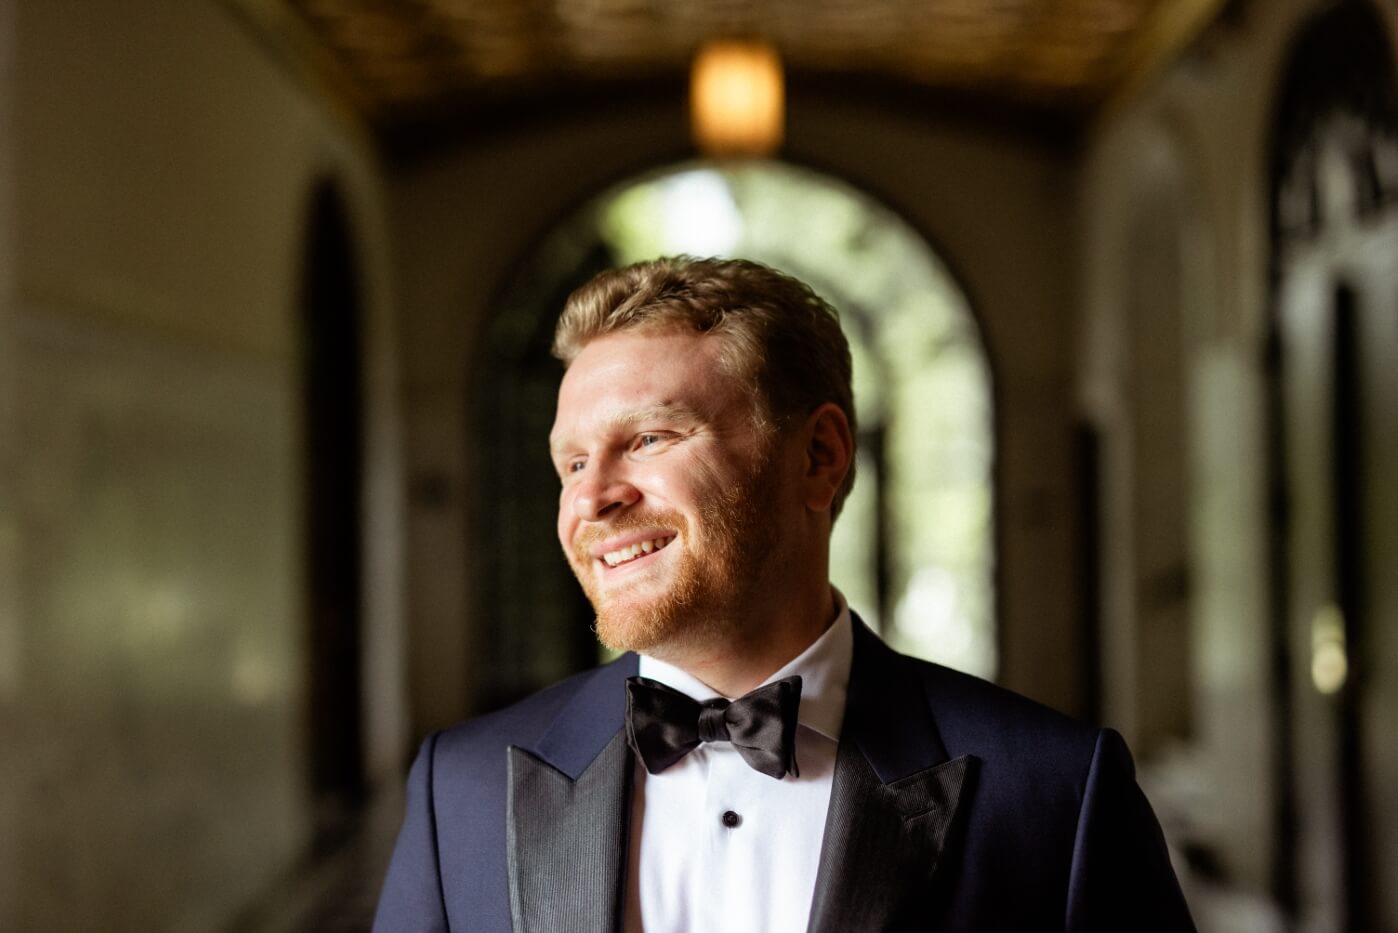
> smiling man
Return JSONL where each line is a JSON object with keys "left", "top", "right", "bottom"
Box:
{"left": 552, "top": 323, "right": 840, "bottom": 698}
{"left": 373, "top": 257, "right": 1196, "bottom": 933}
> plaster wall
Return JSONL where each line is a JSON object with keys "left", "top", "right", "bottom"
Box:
{"left": 0, "top": 1, "right": 402, "bottom": 929}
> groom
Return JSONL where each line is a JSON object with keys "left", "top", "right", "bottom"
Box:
{"left": 372, "top": 256, "right": 1196, "bottom": 932}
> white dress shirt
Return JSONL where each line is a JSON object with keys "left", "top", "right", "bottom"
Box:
{"left": 624, "top": 596, "right": 855, "bottom": 933}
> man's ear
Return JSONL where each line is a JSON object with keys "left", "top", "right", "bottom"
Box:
{"left": 800, "top": 403, "right": 854, "bottom": 513}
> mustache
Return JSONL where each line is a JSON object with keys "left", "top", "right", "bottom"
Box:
{"left": 572, "top": 510, "right": 687, "bottom": 564}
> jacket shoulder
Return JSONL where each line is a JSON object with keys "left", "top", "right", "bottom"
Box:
{"left": 431, "top": 652, "right": 636, "bottom": 767}
{"left": 894, "top": 648, "right": 1105, "bottom": 780}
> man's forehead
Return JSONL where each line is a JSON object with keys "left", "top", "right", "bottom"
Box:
{"left": 552, "top": 330, "right": 733, "bottom": 420}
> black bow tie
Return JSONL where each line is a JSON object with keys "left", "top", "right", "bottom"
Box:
{"left": 624, "top": 675, "right": 803, "bottom": 780}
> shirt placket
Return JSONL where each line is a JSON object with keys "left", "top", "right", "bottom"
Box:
{"left": 700, "top": 744, "right": 761, "bottom": 933}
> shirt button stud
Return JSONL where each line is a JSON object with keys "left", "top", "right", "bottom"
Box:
{"left": 721, "top": 810, "right": 741, "bottom": 828}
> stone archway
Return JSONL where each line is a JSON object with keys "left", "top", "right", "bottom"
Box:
{"left": 469, "top": 160, "right": 997, "bottom": 708}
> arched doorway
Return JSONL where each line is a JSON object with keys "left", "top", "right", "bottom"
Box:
{"left": 470, "top": 160, "right": 995, "bottom": 709}
{"left": 1267, "top": 3, "right": 1398, "bottom": 928}
{"left": 298, "top": 180, "right": 367, "bottom": 842}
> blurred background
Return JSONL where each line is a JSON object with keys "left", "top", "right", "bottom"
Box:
{"left": 2, "top": 0, "right": 1397, "bottom": 929}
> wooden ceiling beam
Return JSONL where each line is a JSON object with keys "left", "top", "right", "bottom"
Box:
{"left": 226, "top": 0, "right": 1227, "bottom": 141}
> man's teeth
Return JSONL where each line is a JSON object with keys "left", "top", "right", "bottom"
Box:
{"left": 602, "top": 536, "right": 675, "bottom": 567}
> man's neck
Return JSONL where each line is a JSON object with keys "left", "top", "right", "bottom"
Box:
{"left": 650, "top": 583, "right": 837, "bottom": 698}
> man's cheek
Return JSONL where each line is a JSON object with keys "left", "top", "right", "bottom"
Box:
{"left": 556, "top": 489, "right": 576, "bottom": 547}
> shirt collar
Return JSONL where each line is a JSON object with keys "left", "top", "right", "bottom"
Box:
{"left": 637, "top": 588, "right": 853, "bottom": 742}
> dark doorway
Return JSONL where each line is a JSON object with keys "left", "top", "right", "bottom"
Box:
{"left": 1328, "top": 283, "right": 1371, "bottom": 933}
{"left": 1267, "top": 4, "right": 1398, "bottom": 928}
{"left": 299, "top": 181, "right": 367, "bottom": 842}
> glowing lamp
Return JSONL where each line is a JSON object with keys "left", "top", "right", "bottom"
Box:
{"left": 690, "top": 40, "right": 784, "bottom": 157}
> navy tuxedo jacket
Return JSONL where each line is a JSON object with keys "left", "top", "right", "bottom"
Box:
{"left": 373, "top": 622, "right": 1195, "bottom": 932}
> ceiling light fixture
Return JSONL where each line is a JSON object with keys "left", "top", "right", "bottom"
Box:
{"left": 690, "top": 39, "right": 784, "bottom": 157}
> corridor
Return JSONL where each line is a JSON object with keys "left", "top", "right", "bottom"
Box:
{"left": 3, "top": 0, "right": 1398, "bottom": 930}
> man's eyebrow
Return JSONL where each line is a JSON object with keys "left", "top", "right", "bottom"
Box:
{"left": 604, "top": 402, "right": 703, "bottom": 431}
{"left": 548, "top": 403, "right": 703, "bottom": 458}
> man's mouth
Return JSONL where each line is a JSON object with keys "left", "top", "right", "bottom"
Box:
{"left": 600, "top": 535, "right": 676, "bottom": 568}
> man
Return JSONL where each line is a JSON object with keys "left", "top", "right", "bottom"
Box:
{"left": 373, "top": 257, "right": 1195, "bottom": 932}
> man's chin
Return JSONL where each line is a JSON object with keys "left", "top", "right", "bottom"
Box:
{"left": 580, "top": 550, "right": 743, "bottom": 656}
{"left": 593, "top": 595, "right": 718, "bottom": 655}
{"left": 592, "top": 602, "right": 676, "bottom": 655}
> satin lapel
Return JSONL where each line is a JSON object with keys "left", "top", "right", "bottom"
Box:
{"left": 507, "top": 731, "right": 633, "bottom": 933}
{"left": 807, "top": 621, "right": 978, "bottom": 933}
{"left": 806, "top": 745, "right": 974, "bottom": 932}
{"left": 506, "top": 653, "right": 638, "bottom": 933}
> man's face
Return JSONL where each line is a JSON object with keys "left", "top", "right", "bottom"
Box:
{"left": 550, "top": 329, "right": 788, "bottom": 656}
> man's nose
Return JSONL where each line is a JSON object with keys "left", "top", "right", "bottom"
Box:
{"left": 572, "top": 465, "right": 640, "bottom": 522}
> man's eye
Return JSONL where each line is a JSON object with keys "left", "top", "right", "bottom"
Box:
{"left": 566, "top": 460, "right": 586, "bottom": 474}
{"left": 639, "top": 434, "right": 660, "bottom": 446}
